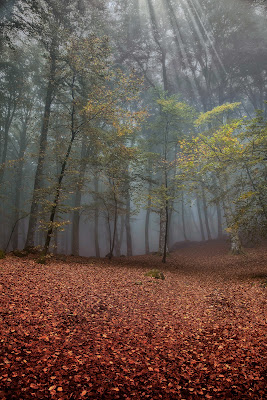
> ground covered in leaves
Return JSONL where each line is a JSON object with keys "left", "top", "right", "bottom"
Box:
{"left": 0, "top": 240, "right": 266, "bottom": 399}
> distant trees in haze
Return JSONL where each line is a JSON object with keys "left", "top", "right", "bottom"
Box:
{"left": 0, "top": 0, "right": 266, "bottom": 259}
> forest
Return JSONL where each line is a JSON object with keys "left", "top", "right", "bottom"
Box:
{"left": 0, "top": 0, "right": 266, "bottom": 399}
{"left": 0, "top": 0, "right": 266, "bottom": 259}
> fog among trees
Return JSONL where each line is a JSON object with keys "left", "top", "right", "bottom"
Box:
{"left": 0, "top": 0, "right": 266, "bottom": 261}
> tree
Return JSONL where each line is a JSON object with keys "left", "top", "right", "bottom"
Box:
{"left": 41, "top": 38, "right": 146, "bottom": 256}
{"left": 144, "top": 91, "right": 195, "bottom": 262}
{"left": 178, "top": 102, "right": 267, "bottom": 253}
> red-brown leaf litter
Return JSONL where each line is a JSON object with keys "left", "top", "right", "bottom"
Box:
{"left": 0, "top": 240, "right": 266, "bottom": 399}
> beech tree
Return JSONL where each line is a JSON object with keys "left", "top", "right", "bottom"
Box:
{"left": 178, "top": 102, "right": 267, "bottom": 253}
{"left": 143, "top": 92, "right": 195, "bottom": 262}
{"left": 40, "top": 42, "right": 146, "bottom": 256}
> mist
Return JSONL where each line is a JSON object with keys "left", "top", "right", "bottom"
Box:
{"left": 0, "top": 0, "right": 266, "bottom": 260}
{"left": 1, "top": 2, "right": 267, "bottom": 399}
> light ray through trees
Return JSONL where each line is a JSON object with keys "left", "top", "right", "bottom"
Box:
{"left": 136, "top": 0, "right": 228, "bottom": 102}
{"left": 188, "top": 0, "right": 228, "bottom": 74}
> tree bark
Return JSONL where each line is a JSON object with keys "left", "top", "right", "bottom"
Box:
{"left": 94, "top": 174, "right": 100, "bottom": 257}
{"left": 201, "top": 183, "right": 212, "bottom": 240}
{"left": 196, "top": 193, "right": 205, "bottom": 241}
{"left": 158, "top": 207, "right": 166, "bottom": 254}
{"left": 108, "top": 183, "right": 118, "bottom": 259}
{"left": 216, "top": 202, "right": 223, "bottom": 239}
{"left": 71, "top": 140, "right": 88, "bottom": 256}
{"left": 114, "top": 226, "right": 120, "bottom": 257}
{"left": 145, "top": 176, "right": 152, "bottom": 254}
{"left": 212, "top": 175, "right": 223, "bottom": 239}
{"left": 162, "top": 201, "right": 169, "bottom": 263}
{"left": 125, "top": 186, "right": 132, "bottom": 256}
{"left": 72, "top": 192, "right": 81, "bottom": 256}
{"left": 230, "top": 230, "right": 243, "bottom": 254}
{"left": 12, "top": 116, "right": 28, "bottom": 249}
{"left": 43, "top": 74, "right": 76, "bottom": 256}
{"left": 181, "top": 191, "right": 187, "bottom": 241}
{"left": 0, "top": 93, "right": 17, "bottom": 186}
{"left": 25, "top": 38, "right": 57, "bottom": 250}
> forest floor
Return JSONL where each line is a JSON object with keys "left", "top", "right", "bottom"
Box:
{"left": 0, "top": 240, "right": 266, "bottom": 400}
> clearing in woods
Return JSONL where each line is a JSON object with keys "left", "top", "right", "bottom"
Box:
{"left": 0, "top": 240, "right": 266, "bottom": 399}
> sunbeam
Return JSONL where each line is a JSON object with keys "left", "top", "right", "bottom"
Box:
{"left": 187, "top": 0, "right": 228, "bottom": 75}
{"left": 134, "top": 0, "right": 231, "bottom": 107}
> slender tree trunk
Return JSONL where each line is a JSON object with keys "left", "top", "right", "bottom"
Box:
{"left": 245, "top": 164, "right": 267, "bottom": 221}
{"left": 181, "top": 191, "right": 187, "bottom": 241}
{"left": 114, "top": 227, "right": 120, "bottom": 257}
{"left": 219, "top": 175, "right": 243, "bottom": 254}
{"left": 212, "top": 175, "right": 223, "bottom": 239}
{"left": 43, "top": 75, "right": 76, "bottom": 256}
{"left": 147, "top": 0, "right": 169, "bottom": 93}
{"left": 0, "top": 96, "right": 17, "bottom": 185}
{"left": 216, "top": 202, "right": 223, "bottom": 239}
{"left": 125, "top": 183, "right": 132, "bottom": 256}
{"left": 167, "top": 207, "right": 173, "bottom": 246}
{"left": 106, "top": 212, "right": 112, "bottom": 256}
{"left": 12, "top": 118, "right": 28, "bottom": 249}
{"left": 158, "top": 202, "right": 169, "bottom": 260}
{"left": 94, "top": 174, "right": 100, "bottom": 257}
{"left": 114, "top": 215, "right": 125, "bottom": 256}
{"left": 109, "top": 187, "right": 118, "bottom": 259}
{"left": 72, "top": 191, "right": 81, "bottom": 256}
{"left": 201, "top": 183, "right": 212, "bottom": 240}
{"left": 43, "top": 132, "right": 75, "bottom": 256}
{"left": 196, "top": 193, "right": 205, "bottom": 241}
{"left": 158, "top": 207, "right": 166, "bottom": 254}
{"left": 190, "top": 206, "right": 201, "bottom": 237}
{"left": 71, "top": 140, "right": 88, "bottom": 256}
{"left": 118, "top": 215, "right": 125, "bottom": 253}
{"left": 53, "top": 216, "right": 58, "bottom": 254}
{"left": 145, "top": 177, "right": 152, "bottom": 254}
{"left": 162, "top": 157, "right": 169, "bottom": 263}
{"left": 162, "top": 201, "right": 169, "bottom": 263}
{"left": 25, "top": 39, "right": 57, "bottom": 250}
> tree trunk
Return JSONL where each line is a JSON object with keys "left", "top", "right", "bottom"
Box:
{"left": 53, "top": 217, "right": 58, "bottom": 254}
{"left": 212, "top": 175, "right": 223, "bottom": 239}
{"left": 216, "top": 202, "right": 223, "bottom": 239}
{"left": 25, "top": 39, "right": 57, "bottom": 250}
{"left": 43, "top": 75, "right": 76, "bottom": 256}
{"left": 118, "top": 215, "right": 125, "bottom": 254}
{"left": 196, "top": 193, "right": 205, "bottom": 241}
{"left": 181, "top": 191, "right": 187, "bottom": 241}
{"left": 230, "top": 230, "right": 243, "bottom": 254}
{"left": 114, "top": 227, "right": 120, "bottom": 257}
{"left": 108, "top": 187, "right": 118, "bottom": 259}
{"left": 12, "top": 118, "right": 28, "bottom": 249}
{"left": 201, "top": 183, "right": 212, "bottom": 240}
{"left": 220, "top": 179, "right": 243, "bottom": 255}
{"left": 71, "top": 141, "right": 88, "bottom": 256}
{"left": 43, "top": 136, "right": 74, "bottom": 256}
{"left": 94, "top": 174, "right": 100, "bottom": 257}
{"left": 158, "top": 207, "right": 166, "bottom": 254}
{"left": 0, "top": 95, "right": 17, "bottom": 186}
{"left": 72, "top": 191, "right": 81, "bottom": 256}
{"left": 125, "top": 185, "right": 132, "bottom": 256}
{"left": 145, "top": 177, "right": 152, "bottom": 254}
{"left": 162, "top": 202, "right": 169, "bottom": 263}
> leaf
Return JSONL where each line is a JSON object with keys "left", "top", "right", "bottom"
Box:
{"left": 30, "top": 383, "right": 38, "bottom": 389}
